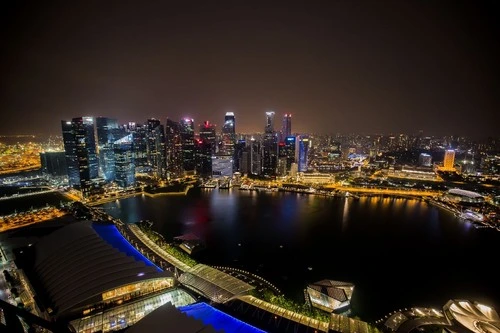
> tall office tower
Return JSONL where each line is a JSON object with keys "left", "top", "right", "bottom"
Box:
{"left": 262, "top": 111, "right": 278, "bottom": 177}
{"left": 40, "top": 151, "right": 67, "bottom": 177}
{"left": 180, "top": 118, "right": 195, "bottom": 173}
{"left": 96, "top": 117, "right": 119, "bottom": 181}
{"left": 265, "top": 111, "right": 275, "bottom": 134}
{"left": 221, "top": 112, "right": 236, "bottom": 156}
{"left": 128, "top": 123, "right": 148, "bottom": 170}
{"left": 199, "top": 121, "right": 217, "bottom": 155}
{"left": 165, "top": 118, "right": 183, "bottom": 179}
{"left": 277, "top": 141, "right": 288, "bottom": 176}
{"left": 240, "top": 151, "right": 249, "bottom": 175}
{"left": 443, "top": 149, "right": 455, "bottom": 170}
{"left": 419, "top": 153, "right": 432, "bottom": 167}
{"left": 61, "top": 120, "right": 80, "bottom": 187}
{"left": 146, "top": 119, "right": 166, "bottom": 178}
{"left": 284, "top": 136, "right": 297, "bottom": 171}
{"left": 233, "top": 139, "right": 246, "bottom": 172}
{"left": 249, "top": 139, "right": 261, "bottom": 176}
{"left": 195, "top": 138, "right": 212, "bottom": 178}
{"left": 61, "top": 117, "right": 99, "bottom": 197}
{"left": 281, "top": 114, "right": 292, "bottom": 140}
{"left": 114, "top": 133, "right": 135, "bottom": 188}
{"left": 298, "top": 136, "right": 309, "bottom": 172}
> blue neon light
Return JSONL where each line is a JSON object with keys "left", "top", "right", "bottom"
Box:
{"left": 92, "top": 223, "right": 162, "bottom": 272}
{"left": 179, "top": 302, "right": 266, "bottom": 333}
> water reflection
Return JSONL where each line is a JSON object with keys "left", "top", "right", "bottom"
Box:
{"left": 101, "top": 189, "right": 500, "bottom": 322}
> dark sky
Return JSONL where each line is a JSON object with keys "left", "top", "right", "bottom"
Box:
{"left": 1, "top": 1, "right": 499, "bottom": 137}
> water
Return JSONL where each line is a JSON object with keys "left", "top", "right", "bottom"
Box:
{"left": 101, "top": 188, "right": 500, "bottom": 321}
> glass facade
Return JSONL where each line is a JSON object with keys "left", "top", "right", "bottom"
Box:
{"left": 70, "top": 288, "right": 196, "bottom": 333}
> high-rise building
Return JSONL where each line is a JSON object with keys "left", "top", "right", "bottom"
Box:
{"left": 199, "top": 121, "right": 217, "bottom": 155}
{"left": 195, "top": 138, "right": 212, "bottom": 178}
{"left": 146, "top": 119, "right": 166, "bottom": 178}
{"left": 96, "top": 117, "right": 119, "bottom": 181}
{"left": 265, "top": 111, "right": 275, "bottom": 134}
{"left": 282, "top": 114, "right": 292, "bottom": 139}
{"left": 443, "top": 149, "right": 455, "bottom": 169}
{"left": 443, "top": 149, "right": 455, "bottom": 170}
{"left": 61, "top": 120, "right": 80, "bottom": 187}
{"left": 419, "top": 153, "right": 432, "bottom": 167}
{"left": 180, "top": 118, "right": 195, "bottom": 173}
{"left": 284, "top": 136, "right": 296, "bottom": 171}
{"left": 40, "top": 151, "right": 67, "bottom": 177}
{"left": 128, "top": 123, "right": 148, "bottom": 170}
{"left": 249, "top": 139, "right": 261, "bottom": 176}
{"left": 298, "top": 136, "right": 309, "bottom": 172}
{"left": 114, "top": 133, "right": 135, "bottom": 188}
{"left": 165, "top": 118, "right": 183, "bottom": 179}
{"left": 262, "top": 112, "right": 278, "bottom": 177}
{"left": 233, "top": 139, "right": 246, "bottom": 172}
{"left": 221, "top": 112, "right": 236, "bottom": 157}
{"left": 61, "top": 117, "right": 100, "bottom": 197}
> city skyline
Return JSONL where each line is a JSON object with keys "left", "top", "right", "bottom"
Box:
{"left": 1, "top": 1, "right": 499, "bottom": 138}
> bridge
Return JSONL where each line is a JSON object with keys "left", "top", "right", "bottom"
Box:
{"left": 0, "top": 188, "right": 56, "bottom": 201}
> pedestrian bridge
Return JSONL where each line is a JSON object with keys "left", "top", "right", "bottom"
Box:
{"left": 179, "top": 264, "right": 255, "bottom": 303}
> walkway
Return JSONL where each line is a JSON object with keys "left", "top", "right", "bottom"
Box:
{"left": 127, "top": 224, "right": 192, "bottom": 272}
{"left": 236, "top": 295, "right": 330, "bottom": 332}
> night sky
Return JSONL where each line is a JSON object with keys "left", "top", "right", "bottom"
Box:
{"left": 1, "top": 1, "right": 498, "bottom": 137}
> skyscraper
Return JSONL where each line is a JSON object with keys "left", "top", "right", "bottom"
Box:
{"left": 282, "top": 114, "right": 292, "bottom": 139}
{"left": 443, "top": 149, "right": 455, "bottom": 170}
{"left": 265, "top": 111, "right": 275, "bottom": 134}
{"left": 114, "top": 133, "right": 135, "bottom": 188}
{"left": 127, "top": 122, "right": 148, "bottom": 171}
{"left": 298, "top": 136, "right": 309, "bottom": 172}
{"left": 180, "top": 118, "right": 195, "bottom": 173}
{"left": 262, "top": 112, "right": 278, "bottom": 177}
{"left": 61, "top": 116, "right": 99, "bottom": 197}
{"left": 146, "top": 119, "right": 166, "bottom": 178}
{"left": 165, "top": 118, "right": 183, "bottom": 179}
{"left": 249, "top": 138, "right": 261, "bottom": 176}
{"left": 284, "top": 136, "right": 296, "bottom": 171}
{"left": 96, "top": 117, "right": 119, "bottom": 181}
{"left": 199, "top": 121, "right": 217, "bottom": 155}
{"left": 61, "top": 120, "right": 79, "bottom": 187}
{"left": 221, "top": 112, "right": 236, "bottom": 157}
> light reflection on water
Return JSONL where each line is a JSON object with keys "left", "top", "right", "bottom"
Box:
{"left": 101, "top": 189, "right": 500, "bottom": 321}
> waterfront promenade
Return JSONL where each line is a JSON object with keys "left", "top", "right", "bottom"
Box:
{"left": 127, "top": 223, "right": 193, "bottom": 272}
{"left": 122, "top": 218, "right": 374, "bottom": 333}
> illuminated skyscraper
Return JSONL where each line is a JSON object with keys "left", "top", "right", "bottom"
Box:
{"left": 249, "top": 138, "right": 261, "bottom": 176}
{"left": 265, "top": 111, "right": 275, "bottom": 133}
{"left": 146, "top": 119, "right": 166, "bottom": 178}
{"left": 221, "top": 112, "right": 236, "bottom": 157}
{"left": 262, "top": 112, "right": 278, "bottom": 177}
{"left": 165, "top": 118, "right": 183, "bottom": 179}
{"left": 114, "top": 133, "right": 135, "bottom": 188}
{"left": 61, "top": 120, "right": 80, "bottom": 188}
{"left": 96, "top": 117, "right": 119, "bottom": 181}
{"left": 443, "top": 149, "right": 455, "bottom": 170}
{"left": 61, "top": 116, "right": 99, "bottom": 197}
{"left": 282, "top": 114, "right": 292, "bottom": 138}
{"left": 284, "top": 136, "right": 297, "bottom": 171}
{"left": 298, "top": 136, "right": 309, "bottom": 172}
{"left": 199, "top": 121, "right": 217, "bottom": 155}
{"left": 180, "top": 118, "right": 195, "bottom": 173}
